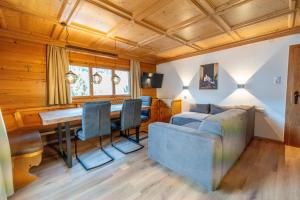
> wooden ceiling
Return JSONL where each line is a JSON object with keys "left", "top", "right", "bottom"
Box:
{"left": 0, "top": 0, "right": 299, "bottom": 64}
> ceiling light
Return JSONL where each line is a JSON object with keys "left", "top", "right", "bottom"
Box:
{"left": 92, "top": 72, "right": 102, "bottom": 84}
{"left": 112, "top": 74, "right": 121, "bottom": 85}
{"left": 65, "top": 70, "right": 78, "bottom": 84}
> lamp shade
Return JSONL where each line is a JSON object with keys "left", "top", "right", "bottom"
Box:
{"left": 65, "top": 70, "right": 78, "bottom": 84}
{"left": 92, "top": 72, "right": 102, "bottom": 84}
{"left": 112, "top": 74, "right": 121, "bottom": 85}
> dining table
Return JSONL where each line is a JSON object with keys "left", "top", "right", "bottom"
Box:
{"left": 39, "top": 104, "right": 150, "bottom": 168}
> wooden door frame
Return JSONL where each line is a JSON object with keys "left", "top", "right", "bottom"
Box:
{"left": 284, "top": 44, "right": 300, "bottom": 145}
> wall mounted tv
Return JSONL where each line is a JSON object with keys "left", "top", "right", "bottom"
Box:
{"left": 141, "top": 72, "right": 164, "bottom": 88}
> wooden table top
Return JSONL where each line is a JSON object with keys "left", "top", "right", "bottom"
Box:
{"left": 39, "top": 104, "right": 149, "bottom": 125}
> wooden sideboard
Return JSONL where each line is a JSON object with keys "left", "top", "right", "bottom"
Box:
{"left": 155, "top": 98, "right": 182, "bottom": 122}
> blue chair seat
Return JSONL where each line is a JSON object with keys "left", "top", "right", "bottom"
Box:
{"left": 141, "top": 115, "right": 149, "bottom": 121}
{"left": 111, "top": 120, "right": 121, "bottom": 130}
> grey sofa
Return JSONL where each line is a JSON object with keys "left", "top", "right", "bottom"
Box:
{"left": 148, "top": 105, "right": 255, "bottom": 191}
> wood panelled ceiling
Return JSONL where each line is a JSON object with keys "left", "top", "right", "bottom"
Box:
{"left": 0, "top": 0, "right": 299, "bottom": 64}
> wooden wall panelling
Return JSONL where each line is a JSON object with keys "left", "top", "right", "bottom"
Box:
{"left": 0, "top": 38, "right": 157, "bottom": 131}
{"left": 0, "top": 38, "right": 47, "bottom": 112}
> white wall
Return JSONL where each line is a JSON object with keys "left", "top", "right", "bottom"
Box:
{"left": 157, "top": 34, "right": 300, "bottom": 141}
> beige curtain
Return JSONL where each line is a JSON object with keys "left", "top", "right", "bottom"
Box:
{"left": 46, "top": 45, "right": 71, "bottom": 105}
{"left": 0, "top": 110, "right": 14, "bottom": 200}
{"left": 130, "top": 59, "right": 141, "bottom": 99}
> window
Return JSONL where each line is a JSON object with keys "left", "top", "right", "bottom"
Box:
{"left": 69, "top": 65, "right": 90, "bottom": 97}
{"left": 115, "top": 70, "right": 130, "bottom": 95}
{"left": 92, "top": 68, "right": 113, "bottom": 96}
{"left": 69, "top": 65, "right": 130, "bottom": 97}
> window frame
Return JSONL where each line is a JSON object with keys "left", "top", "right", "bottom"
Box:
{"left": 69, "top": 63, "right": 131, "bottom": 99}
{"left": 69, "top": 65, "right": 91, "bottom": 98}
{"left": 114, "top": 68, "right": 131, "bottom": 96}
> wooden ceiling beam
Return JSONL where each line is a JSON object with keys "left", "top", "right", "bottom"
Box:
{"left": 0, "top": 8, "right": 7, "bottom": 29}
{"left": 113, "top": 36, "right": 138, "bottom": 47}
{"left": 138, "top": 34, "right": 165, "bottom": 46}
{"left": 85, "top": 0, "right": 132, "bottom": 20}
{"left": 190, "top": 0, "right": 241, "bottom": 41}
{"left": 50, "top": 0, "right": 69, "bottom": 38}
{"left": 56, "top": 0, "right": 83, "bottom": 40}
{"left": 187, "top": 31, "right": 226, "bottom": 44}
{"left": 62, "top": 0, "right": 83, "bottom": 25}
{"left": 215, "top": 0, "right": 254, "bottom": 15}
{"left": 166, "top": 15, "right": 209, "bottom": 34}
{"left": 288, "top": 0, "right": 297, "bottom": 28}
{"left": 232, "top": 8, "right": 293, "bottom": 30}
{"left": 133, "top": 21, "right": 201, "bottom": 51}
{"left": 134, "top": 20, "right": 165, "bottom": 35}
{"left": 69, "top": 23, "right": 136, "bottom": 46}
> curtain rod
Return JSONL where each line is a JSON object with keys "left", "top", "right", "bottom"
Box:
{"left": 66, "top": 45, "right": 118, "bottom": 59}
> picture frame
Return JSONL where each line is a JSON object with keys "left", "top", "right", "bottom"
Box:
{"left": 199, "top": 63, "right": 218, "bottom": 89}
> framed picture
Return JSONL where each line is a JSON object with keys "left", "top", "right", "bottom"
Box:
{"left": 199, "top": 63, "right": 218, "bottom": 89}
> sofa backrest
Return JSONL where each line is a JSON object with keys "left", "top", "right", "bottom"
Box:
{"left": 198, "top": 109, "right": 247, "bottom": 136}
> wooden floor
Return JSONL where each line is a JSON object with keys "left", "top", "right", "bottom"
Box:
{"left": 9, "top": 138, "right": 300, "bottom": 200}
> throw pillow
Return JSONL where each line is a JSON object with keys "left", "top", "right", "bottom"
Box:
{"left": 189, "top": 104, "right": 210, "bottom": 114}
{"left": 210, "top": 104, "right": 226, "bottom": 114}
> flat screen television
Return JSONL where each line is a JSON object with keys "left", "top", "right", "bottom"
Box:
{"left": 141, "top": 72, "right": 164, "bottom": 88}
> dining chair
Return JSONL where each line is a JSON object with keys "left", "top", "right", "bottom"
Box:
{"left": 140, "top": 96, "right": 152, "bottom": 140}
{"left": 74, "top": 101, "right": 114, "bottom": 170}
{"left": 111, "top": 99, "right": 144, "bottom": 154}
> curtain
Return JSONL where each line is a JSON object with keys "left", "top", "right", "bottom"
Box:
{"left": 0, "top": 110, "right": 14, "bottom": 200}
{"left": 130, "top": 59, "right": 141, "bottom": 99}
{"left": 46, "top": 45, "right": 71, "bottom": 105}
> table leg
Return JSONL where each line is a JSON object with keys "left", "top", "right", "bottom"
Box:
{"left": 65, "top": 122, "right": 72, "bottom": 168}
{"left": 57, "top": 123, "right": 63, "bottom": 154}
{"left": 136, "top": 127, "right": 140, "bottom": 143}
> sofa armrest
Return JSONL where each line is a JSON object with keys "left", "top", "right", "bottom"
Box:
{"left": 148, "top": 122, "right": 222, "bottom": 191}
{"left": 199, "top": 109, "right": 248, "bottom": 176}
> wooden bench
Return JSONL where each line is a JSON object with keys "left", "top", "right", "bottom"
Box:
{"left": 8, "top": 128, "right": 43, "bottom": 190}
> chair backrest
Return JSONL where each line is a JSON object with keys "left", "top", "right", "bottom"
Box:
{"left": 120, "top": 99, "right": 142, "bottom": 130}
{"left": 82, "top": 101, "right": 111, "bottom": 139}
{"left": 141, "top": 96, "right": 152, "bottom": 117}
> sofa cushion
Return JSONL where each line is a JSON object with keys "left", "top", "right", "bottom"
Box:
{"left": 171, "top": 112, "right": 211, "bottom": 126}
{"left": 210, "top": 104, "right": 226, "bottom": 114}
{"left": 182, "top": 121, "right": 202, "bottom": 130}
{"left": 189, "top": 104, "right": 210, "bottom": 114}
